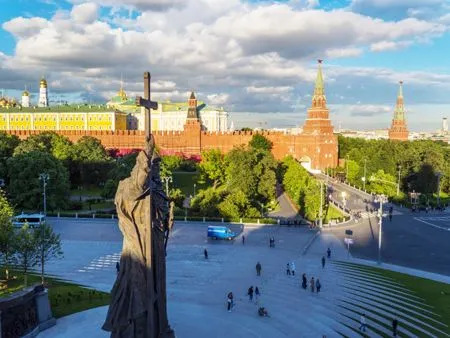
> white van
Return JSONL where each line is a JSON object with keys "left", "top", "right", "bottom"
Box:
{"left": 12, "top": 213, "right": 46, "bottom": 228}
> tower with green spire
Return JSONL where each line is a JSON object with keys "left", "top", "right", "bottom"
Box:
{"left": 300, "top": 60, "right": 337, "bottom": 170}
{"left": 388, "top": 81, "right": 409, "bottom": 141}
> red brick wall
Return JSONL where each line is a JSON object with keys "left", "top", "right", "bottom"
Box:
{"left": 6, "top": 126, "right": 338, "bottom": 170}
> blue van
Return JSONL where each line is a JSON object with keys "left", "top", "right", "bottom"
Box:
{"left": 207, "top": 226, "right": 237, "bottom": 240}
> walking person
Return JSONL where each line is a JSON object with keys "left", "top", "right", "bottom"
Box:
{"left": 227, "top": 292, "right": 234, "bottom": 312}
{"left": 310, "top": 277, "right": 315, "bottom": 293}
{"left": 256, "top": 262, "right": 262, "bottom": 276}
{"left": 321, "top": 256, "right": 326, "bottom": 269}
{"left": 392, "top": 318, "right": 398, "bottom": 336}
{"left": 291, "top": 261, "right": 296, "bottom": 276}
{"left": 255, "top": 287, "right": 260, "bottom": 301}
{"left": 204, "top": 248, "right": 208, "bottom": 259}
{"left": 359, "top": 314, "right": 367, "bottom": 332}
{"left": 115, "top": 261, "right": 120, "bottom": 274}
{"left": 316, "top": 278, "right": 321, "bottom": 294}
{"left": 327, "top": 247, "right": 331, "bottom": 259}
{"left": 302, "top": 273, "right": 307, "bottom": 290}
{"left": 248, "top": 286, "right": 254, "bottom": 302}
{"left": 242, "top": 235, "right": 245, "bottom": 245}
{"left": 286, "top": 262, "right": 291, "bottom": 276}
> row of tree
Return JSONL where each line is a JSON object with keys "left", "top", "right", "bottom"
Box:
{"left": 191, "top": 135, "right": 277, "bottom": 219}
{"left": 0, "top": 191, "right": 62, "bottom": 286}
{"left": 338, "top": 136, "right": 450, "bottom": 201}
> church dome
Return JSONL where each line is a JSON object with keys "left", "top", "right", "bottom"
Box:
{"left": 22, "top": 90, "right": 30, "bottom": 97}
{"left": 40, "top": 78, "right": 47, "bottom": 87}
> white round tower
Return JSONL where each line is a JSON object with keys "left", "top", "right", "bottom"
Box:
{"left": 38, "top": 77, "right": 48, "bottom": 107}
{"left": 21, "top": 90, "right": 30, "bottom": 107}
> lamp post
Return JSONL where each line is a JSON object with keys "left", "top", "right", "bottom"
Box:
{"left": 436, "top": 172, "right": 442, "bottom": 208}
{"left": 397, "top": 165, "right": 401, "bottom": 196}
{"left": 319, "top": 181, "right": 323, "bottom": 229}
{"left": 346, "top": 155, "right": 349, "bottom": 182}
{"left": 39, "top": 173, "right": 49, "bottom": 216}
{"left": 363, "top": 159, "right": 367, "bottom": 191}
{"left": 374, "top": 194, "right": 388, "bottom": 265}
{"left": 162, "top": 176, "right": 173, "bottom": 196}
{"left": 193, "top": 183, "right": 197, "bottom": 197}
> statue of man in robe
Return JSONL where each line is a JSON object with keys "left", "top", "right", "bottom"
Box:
{"left": 102, "top": 135, "right": 174, "bottom": 338}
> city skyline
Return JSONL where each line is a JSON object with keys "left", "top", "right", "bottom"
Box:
{"left": 0, "top": 0, "right": 449, "bottom": 131}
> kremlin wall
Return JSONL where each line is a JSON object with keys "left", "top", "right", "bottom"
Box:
{"left": 0, "top": 61, "right": 410, "bottom": 171}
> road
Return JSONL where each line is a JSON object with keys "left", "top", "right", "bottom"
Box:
{"left": 314, "top": 175, "right": 450, "bottom": 276}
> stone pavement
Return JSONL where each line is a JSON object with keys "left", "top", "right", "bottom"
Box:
{"left": 38, "top": 222, "right": 449, "bottom": 337}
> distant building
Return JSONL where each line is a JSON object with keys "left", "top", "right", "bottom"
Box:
{"left": 442, "top": 117, "right": 448, "bottom": 134}
{"left": 38, "top": 77, "right": 48, "bottom": 108}
{"left": 388, "top": 81, "right": 409, "bottom": 141}
{"left": 106, "top": 86, "right": 228, "bottom": 132}
{"left": 21, "top": 90, "right": 30, "bottom": 108}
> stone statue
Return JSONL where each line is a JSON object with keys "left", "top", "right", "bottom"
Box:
{"left": 102, "top": 135, "right": 175, "bottom": 337}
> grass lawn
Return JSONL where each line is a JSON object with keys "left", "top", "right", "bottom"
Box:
{"left": 334, "top": 261, "right": 450, "bottom": 334}
{"left": 324, "top": 204, "right": 345, "bottom": 223}
{"left": 70, "top": 186, "right": 102, "bottom": 197}
{"left": 0, "top": 271, "right": 110, "bottom": 319}
{"left": 172, "top": 171, "right": 209, "bottom": 196}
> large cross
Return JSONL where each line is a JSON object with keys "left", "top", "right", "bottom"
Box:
{"left": 136, "top": 72, "right": 158, "bottom": 137}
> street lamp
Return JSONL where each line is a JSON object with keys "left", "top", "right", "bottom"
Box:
{"left": 162, "top": 176, "right": 173, "bottom": 196}
{"left": 39, "top": 173, "right": 49, "bottom": 216}
{"left": 436, "top": 172, "right": 442, "bottom": 208}
{"left": 345, "top": 155, "right": 349, "bottom": 182}
{"left": 318, "top": 180, "right": 324, "bottom": 229}
{"left": 397, "top": 165, "right": 401, "bottom": 196}
{"left": 374, "top": 194, "right": 388, "bottom": 265}
{"left": 363, "top": 159, "right": 367, "bottom": 191}
{"left": 193, "top": 183, "right": 197, "bottom": 196}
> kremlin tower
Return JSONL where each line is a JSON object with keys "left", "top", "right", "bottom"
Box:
{"left": 301, "top": 60, "right": 337, "bottom": 169}
{"left": 38, "top": 77, "right": 48, "bottom": 107}
{"left": 21, "top": 88, "right": 30, "bottom": 107}
{"left": 388, "top": 81, "right": 409, "bottom": 141}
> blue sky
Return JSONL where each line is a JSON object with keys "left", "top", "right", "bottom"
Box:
{"left": 0, "top": 0, "right": 449, "bottom": 131}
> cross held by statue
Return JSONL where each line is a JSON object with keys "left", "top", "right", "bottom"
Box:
{"left": 135, "top": 72, "right": 158, "bottom": 138}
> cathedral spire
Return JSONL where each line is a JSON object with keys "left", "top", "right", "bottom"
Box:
{"left": 393, "top": 81, "right": 405, "bottom": 121}
{"left": 312, "top": 59, "right": 326, "bottom": 108}
{"left": 389, "top": 81, "right": 409, "bottom": 141}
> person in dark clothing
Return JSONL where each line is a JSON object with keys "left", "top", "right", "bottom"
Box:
{"left": 242, "top": 235, "right": 245, "bottom": 245}
{"left": 255, "top": 287, "right": 260, "bottom": 300}
{"left": 258, "top": 307, "right": 269, "bottom": 317}
{"left": 204, "top": 248, "right": 208, "bottom": 259}
{"left": 248, "top": 286, "right": 254, "bottom": 302}
{"left": 321, "top": 256, "right": 326, "bottom": 268}
{"left": 227, "top": 292, "right": 234, "bottom": 312}
{"left": 286, "top": 263, "right": 291, "bottom": 275}
{"left": 392, "top": 318, "right": 398, "bottom": 336}
{"left": 256, "top": 262, "right": 262, "bottom": 276}
{"left": 115, "top": 262, "right": 120, "bottom": 274}
{"left": 316, "top": 279, "right": 321, "bottom": 293}
{"left": 327, "top": 247, "right": 331, "bottom": 258}
{"left": 310, "top": 277, "right": 315, "bottom": 293}
{"left": 302, "top": 274, "right": 307, "bottom": 290}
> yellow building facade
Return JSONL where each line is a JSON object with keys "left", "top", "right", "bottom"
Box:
{"left": 0, "top": 107, "right": 127, "bottom": 131}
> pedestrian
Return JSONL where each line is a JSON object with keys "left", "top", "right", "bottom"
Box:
{"left": 392, "top": 318, "right": 398, "bottom": 336}
{"left": 204, "top": 248, "right": 208, "bottom": 259}
{"left": 302, "top": 274, "right": 307, "bottom": 290}
{"left": 321, "top": 256, "right": 326, "bottom": 268}
{"left": 359, "top": 314, "right": 367, "bottom": 332}
{"left": 327, "top": 247, "right": 331, "bottom": 259}
{"left": 310, "top": 277, "right": 315, "bottom": 293}
{"left": 116, "top": 261, "right": 120, "bottom": 274}
{"left": 286, "top": 262, "right": 291, "bottom": 275}
{"left": 227, "top": 292, "right": 233, "bottom": 312}
{"left": 256, "top": 262, "right": 262, "bottom": 276}
{"left": 291, "top": 261, "right": 296, "bottom": 276}
{"left": 316, "top": 278, "right": 321, "bottom": 293}
{"left": 242, "top": 235, "right": 245, "bottom": 245}
{"left": 248, "top": 286, "right": 254, "bottom": 302}
{"left": 255, "top": 286, "right": 260, "bottom": 300}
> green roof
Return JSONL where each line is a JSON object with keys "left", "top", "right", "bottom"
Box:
{"left": 0, "top": 104, "right": 115, "bottom": 113}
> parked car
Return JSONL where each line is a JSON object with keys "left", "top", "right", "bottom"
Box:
{"left": 207, "top": 225, "right": 237, "bottom": 240}
{"left": 12, "top": 213, "right": 46, "bottom": 228}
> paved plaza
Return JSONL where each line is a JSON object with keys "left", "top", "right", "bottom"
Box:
{"left": 36, "top": 218, "right": 449, "bottom": 337}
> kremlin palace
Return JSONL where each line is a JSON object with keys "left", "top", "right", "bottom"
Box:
{"left": 0, "top": 78, "right": 229, "bottom": 133}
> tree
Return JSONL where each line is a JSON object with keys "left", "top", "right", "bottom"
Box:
{"left": 225, "top": 146, "right": 258, "bottom": 198}
{"left": 346, "top": 160, "right": 360, "bottom": 184}
{"left": 217, "top": 190, "right": 251, "bottom": 219}
{"left": 34, "top": 222, "right": 63, "bottom": 284}
{"left": 199, "top": 149, "right": 225, "bottom": 187}
{"left": 0, "top": 191, "right": 15, "bottom": 280}
{"left": 249, "top": 134, "right": 273, "bottom": 151}
{"left": 0, "top": 132, "right": 20, "bottom": 180}
{"left": 169, "top": 188, "right": 186, "bottom": 209}
{"left": 368, "top": 170, "right": 398, "bottom": 196}
{"left": 161, "top": 155, "right": 183, "bottom": 178}
{"left": 15, "top": 224, "right": 39, "bottom": 287}
{"left": 14, "top": 132, "right": 74, "bottom": 162}
{"left": 7, "top": 151, "right": 70, "bottom": 210}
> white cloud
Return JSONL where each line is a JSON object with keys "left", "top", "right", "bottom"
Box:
{"left": 246, "top": 86, "right": 293, "bottom": 94}
{"left": 2, "top": 17, "right": 49, "bottom": 38}
{"left": 70, "top": 0, "right": 184, "bottom": 12}
{"left": 346, "top": 104, "right": 391, "bottom": 117}
{"left": 71, "top": 3, "right": 99, "bottom": 24}
{"left": 206, "top": 93, "right": 230, "bottom": 106}
{"left": 370, "top": 40, "right": 412, "bottom": 52}
{"left": 325, "top": 47, "right": 363, "bottom": 58}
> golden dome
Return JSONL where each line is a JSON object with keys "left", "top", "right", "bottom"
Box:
{"left": 117, "top": 87, "right": 127, "bottom": 101}
{"left": 40, "top": 78, "right": 47, "bottom": 87}
{"left": 22, "top": 90, "right": 30, "bottom": 97}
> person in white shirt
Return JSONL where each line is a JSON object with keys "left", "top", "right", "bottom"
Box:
{"left": 359, "top": 314, "right": 367, "bottom": 332}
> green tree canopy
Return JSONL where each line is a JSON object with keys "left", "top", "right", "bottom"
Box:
{"left": 0, "top": 132, "right": 20, "bottom": 180}
{"left": 14, "top": 224, "right": 39, "bottom": 287}
{"left": 161, "top": 155, "right": 183, "bottom": 178}
{"left": 0, "top": 190, "right": 15, "bottom": 280}
{"left": 249, "top": 134, "right": 273, "bottom": 151}
{"left": 199, "top": 149, "right": 225, "bottom": 187}
{"left": 14, "top": 132, "right": 74, "bottom": 161}
{"left": 7, "top": 151, "right": 70, "bottom": 211}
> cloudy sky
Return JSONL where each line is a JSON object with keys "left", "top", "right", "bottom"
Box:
{"left": 0, "top": 0, "right": 449, "bottom": 131}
